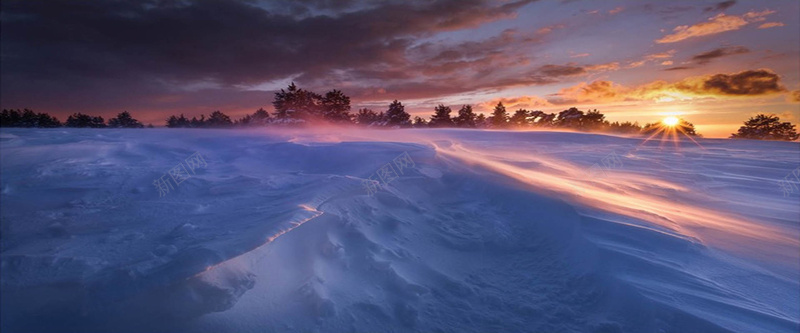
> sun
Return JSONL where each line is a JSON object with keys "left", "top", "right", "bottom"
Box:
{"left": 662, "top": 116, "right": 680, "bottom": 127}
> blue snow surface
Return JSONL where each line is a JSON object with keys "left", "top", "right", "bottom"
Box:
{"left": 1, "top": 127, "right": 798, "bottom": 332}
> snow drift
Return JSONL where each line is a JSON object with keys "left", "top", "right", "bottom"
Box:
{"left": 1, "top": 128, "right": 798, "bottom": 332}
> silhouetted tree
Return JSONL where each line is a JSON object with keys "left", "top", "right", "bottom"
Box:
{"left": 321, "top": 90, "right": 352, "bottom": 123}
{"left": 537, "top": 112, "right": 556, "bottom": 126}
{"left": 37, "top": 112, "right": 62, "bottom": 128}
{"left": 475, "top": 113, "right": 488, "bottom": 128}
{"left": 108, "top": 111, "right": 144, "bottom": 128}
{"left": 272, "top": 82, "right": 322, "bottom": 120}
{"left": 510, "top": 109, "right": 529, "bottom": 127}
{"left": 413, "top": 116, "right": 428, "bottom": 128}
{"left": 490, "top": 102, "right": 508, "bottom": 128}
{"left": 66, "top": 113, "right": 105, "bottom": 128}
{"left": 581, "top": 109, "right": 605, "bottom": 130}
{"left": 607, "top": 121, "right": 641, "bottom": 134}
{"left": 355, "top": 108, "right": 381, "bottom": 126}
{"left": 453, "top": 105, "right": 476, "bottom": 128}
{"left": 556, "top": 107, "right": 584, "bottom": 128}
{"left": 0, "top": 109, "right": 21, "bottom": 126}
{"left": 677, "top": 119, "right": 698, "bottom": 136}
{"left": 428, "top": 104, "right": 454, "bottom": 127}
{"left": 206, "top": 111, "right": 233, "bottom": 127}
{"left": 384, "top": 100, "right": 411, "bottom": 127}
{"left": 0, "top": 109, "right": 61, "bottom": 127}
{"left": 731, "top": 114, "right": 799, "bottom": 141}
{"left": 238, "top": 108, "right": 271, "bottom": 126}
{"left": 166, "top": 114, "right": 191, "bottom": 128}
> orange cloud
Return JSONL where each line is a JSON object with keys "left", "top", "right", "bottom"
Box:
{"left": 608, "top": 7, "right": 624, "bottom": 15}
{"left": 551, "top": 69, "right": 786, "bottom": 104}
{"left": 758, "top": 22, "right": 785, "bottom": 29}
{"left": 585, "top": 62, "right": 620, "bottom": 72}
{"left": 789, "top": 90, "right": 800, "bottom": 103}
{"left": 536, "top": 24, "right": 565, "bottom": 35}
{"left": 479, "top": 96, "right": 552, "bottom": 110}
{"left": 645, "top": 50, "right": 676, "bottom": 60}
{"left": 626, "top": 60, "right": 646, "bottom": 68}
{"left": 656, "top": 10, "right": 775, "bottom": 43}
{"left": 626, "top": 50, "right": 676, "bottom": 68}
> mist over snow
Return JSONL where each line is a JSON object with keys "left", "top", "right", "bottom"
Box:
{"left": 1, "top": 127, "right": 798, "bottom": 333}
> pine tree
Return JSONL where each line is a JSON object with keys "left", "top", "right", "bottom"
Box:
{"left": 510, "top": 109, "right": 529, "bottom": 127}
{"left": 190, "top": 115, "right": 205, "bottom": 128}
{"left": 272, "top": 82, "right": 322, "bottom": 120}
{"left": 251, "top": 108, "right": 270, "bottom": 126}
{"left": 166, "top": 114, "right": 191, "bottom": 128}
{"left": 66, "top": 113, "right": 105, "bottom": 128}
{"left": 356, "top": 108, "right": 381, "bottom": 126}
{"left": 428, "top": 104, "right": 453, "bottom": 127}
{"left": 556, "top": 107, "right": 584, "bottom": 128}
{"left": 108, "top": 111, "right": 144, "bottom": 128}
{"left": 413, "top": 116, "right": 428, "bottom": 128}
{"left": 384, "top": 100, "right": 411, "bottom": 127}
{"left": 581, "top": 109, "right": 606, "bottom": 131}
{"left": 207, "top": 111, "right": 233, "bottom": 127}
{"left": 0, "top": 109, "right": 61, "bottom": 127}
{"left": 491, "top": 102, "right": 508, "bottom": 128}
{"left": 731, "top": 114, "right": 799, "bottom": 141}
{"left": 475, "top": 113, "right": 487, "bottom": 128}
{"left": 321, "top": 90, "right": 352, "bottom": 123}
{"left": 454, "top": 105, "right": 476, "bottom": 128}
{"left": 0, "top": 109, "right": 23, "bottom": 127}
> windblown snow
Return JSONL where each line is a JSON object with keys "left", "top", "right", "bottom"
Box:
{"left": 1, "top": 128, "right": 798, "bottom": 333}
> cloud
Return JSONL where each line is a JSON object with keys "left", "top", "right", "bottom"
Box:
{"left": 645, "top": 50, "right": 677, "bottom": 60}
{"left": 585, "top": 62, "right": 620, "bottom": 72}
{"left": 608, "top": 7, "right": 624, "bottom": 15}
{"left": 550, "top": 69, "right": 786, "bottom": 104}
{"left": 661, "top": 61, "right": 674, "bottom": 66}
{"left": 691, "top": 46, "right": 750, "bottom": 64}
{"left": 683, "top": 69, "right": 785, "bottom": 96}
{"left": 550, "top": 80, "right": 628, "bottom": 104}
{"left": 529, "top": 62, "right": 619, "bottom": 80}
{"left": 537, "top": 65, "right": 586, "bottom": 77}
{"left": 625, "top": 50, "right": 676, "bottom": 68}
{"left": 704, "top": 1, "right": 736, "bottom": 12}
{"left": 0, "top": 0, "right": 544, "bottom": 116}
{"left": 570, "top": 53, "right": 590, "bottom": 58}
{"left": 664, "top": 66, "right": 693, "bottom": 71}
{"left": 656, "top": 10, "right": 774, "bottom": 43}
{"left": 789, "top": 90, "right": 800, "bottom": 103}
{"left": 758, "top": 22, "right": 785, "bottom": 29}
{"left": 478, "top": 96, "right": 552, "bottom": 111}
{"left": 627, "top": 61, "right": 646, "bottom": 68}
{"left": 536, "top": 24, "right": 565, "bottom": 35}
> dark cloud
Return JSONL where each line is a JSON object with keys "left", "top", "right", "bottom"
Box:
{"left": 537, "top": 65, "right": 586, "bottom": 77}
{"left": 0, "top": 0, "right": 538, "bottom": 117}
{"left": 678, "top": 69, "right": 786, "bottom": 96}
{"left": 664, "top": 66, "right": 693, "bottom": 71}
{"left": 704, "top": 0, "right": 736, "bottom": 12}
{"left": 691, "top": 46, "right": 750, "bottom": 64}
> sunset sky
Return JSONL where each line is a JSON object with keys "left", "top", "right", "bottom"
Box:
{"left": 1, "top": 0, "right": 798, "bottom": 137}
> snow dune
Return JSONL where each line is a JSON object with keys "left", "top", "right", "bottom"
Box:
{"left": 1, "top": 128, "right": 798, "bottom": 332}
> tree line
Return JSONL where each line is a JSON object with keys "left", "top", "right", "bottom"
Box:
{"left": 1, "top": 109, "right": 147, "bottom": 128}
{"left": 2, "top": 83, "right": 797, "bottom": 141}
